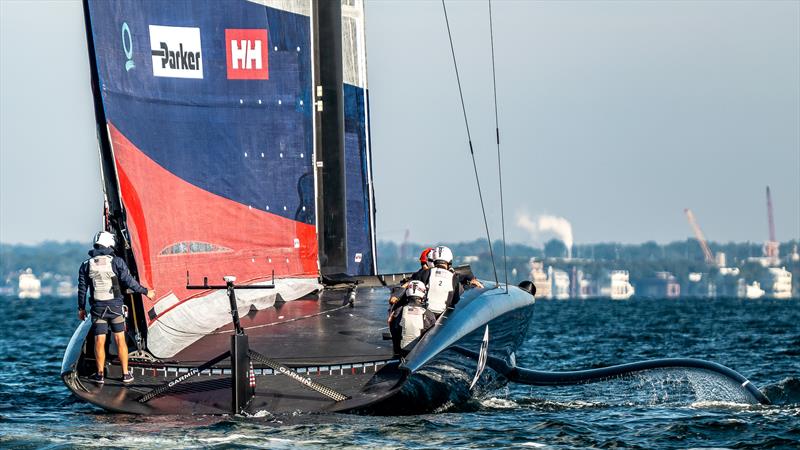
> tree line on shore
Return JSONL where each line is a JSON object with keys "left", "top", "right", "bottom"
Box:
{"left": 1, "top": 239, "right": 798, "bottom": 291}
{"left": 378, "top": 239, "right": 800, "bottom": 289}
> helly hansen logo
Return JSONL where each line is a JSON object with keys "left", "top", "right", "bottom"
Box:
{"left": 226, "top": 29, "right": 269, "bottom": 80}
{"left": 149, "top": 25, "right": 203, "bottom": 79}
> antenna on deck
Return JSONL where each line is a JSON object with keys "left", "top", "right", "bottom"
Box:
{"left": 441, "top": 0, "right": 499, "bottom": 288}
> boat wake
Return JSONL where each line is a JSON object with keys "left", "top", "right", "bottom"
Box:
{"left": 478, "top": 367, "right": 777, "bottom": 411}
{"left": 478, "top": 396, "right": 609, "bottom": 411}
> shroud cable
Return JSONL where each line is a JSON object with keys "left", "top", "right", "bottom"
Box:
{"left": 441, "top": 0, "right": 499, "bottom": 287}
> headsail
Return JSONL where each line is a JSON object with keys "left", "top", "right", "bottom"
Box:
{"left": 83, "top": 0, "right": 375, "bottom": 357}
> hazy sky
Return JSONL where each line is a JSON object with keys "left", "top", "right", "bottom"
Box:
{"left": 1, "top": 0, "right": 798, "bottom": 247}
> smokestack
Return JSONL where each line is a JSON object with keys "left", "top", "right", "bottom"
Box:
{"left": 516, "top": 213, "right": 574, "bottom": 259}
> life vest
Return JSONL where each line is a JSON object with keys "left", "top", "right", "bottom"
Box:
{"left": 426, "top": 267, "right": 454, "bottom": 314}
{"left": 400, "top": 305, "right": 426, "bottom": 349}
{"left": 88, "top": 254, "right": 120, "bottom": 301}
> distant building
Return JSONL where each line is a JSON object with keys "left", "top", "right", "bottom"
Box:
{"left": 529, "top": 259, "right": 551, "bottom": 299}
{"left": 747, "top": 255, "right": 781, "bottom": 268}
{"left": 762, "top": 267, "right": 792, "bottom": 299}
{"left": 739, "top": 280, "right": 765, "bottom": 299}
{"left": 685, "top": 272, "right": 715, "bottom": 298}
{"left": 18, "top": 269, "right": 41, "bottom": 299}
{"left": 575, "top": 270, "right": 596, "bottom": 298}
{"left": 789, "top": 245, "right": 800, "bottom": 263}
{"left": 550, "top": 269, "right": 570, "bottom": 300}
{"left": 637, "top": 272, "right": 680, "bottom": 298}
{"left": 714, "top": 267, "right": 741, "bottom": 298}
{"left": 56, "top": 280, "right": 74, "bottom": 298}
{"left": 570, "top": 267, "right": 595, "bottom": 299}
{"left": 715, "top": 252, "right": 727, "bottom": 268}
{"left": 599, "top": 270, "right": 635, "bottom": 300}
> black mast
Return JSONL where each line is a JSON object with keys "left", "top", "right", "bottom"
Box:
{"left": 81, "top": 0, "right": 148, "bottom": 341}
{"left": 81, "top": 0, "right": 124, "bottom": 235}
{"left": 313, "top": 0, "right": 348, "bottom": 276}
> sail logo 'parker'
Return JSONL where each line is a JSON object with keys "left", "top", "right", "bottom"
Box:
{"left": 148, "top": 25, "right": 203, "bottom": 79}
{"left": 225, "top": 29, "right": 269, "bottom": 80}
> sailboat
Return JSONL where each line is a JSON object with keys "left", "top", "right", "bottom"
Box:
{"left": 61, "top": 0, "right": 537, "bottom": 415}
{"left": 63, "top": 0, "right": 770, "bottom": 415}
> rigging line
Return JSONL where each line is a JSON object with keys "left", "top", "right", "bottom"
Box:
{"left": 488, "top": 0, "right": 508, "bottom": 293}
{"left": 441, "top": 0, "right": 499, "bottom": 287}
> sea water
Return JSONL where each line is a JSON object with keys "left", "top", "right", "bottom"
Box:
{"left": 1, "top": 296, "right": 798, "bottom": 449}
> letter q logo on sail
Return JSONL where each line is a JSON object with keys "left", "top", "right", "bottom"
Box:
{"left": 121, "top": 22, "right": 134, "bottom": 72}
{"left": 148, "top": 25, "right": 203, "bottom": 79}
{"left": 225, "top": 29, "right": 269, "bottom": 80}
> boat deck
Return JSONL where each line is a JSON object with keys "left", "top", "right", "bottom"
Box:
{"left": 68, "top": 285, "right": 406, "bottom": 414}
{"left": 172, "top": 285, "right": 396, "bottom": 366}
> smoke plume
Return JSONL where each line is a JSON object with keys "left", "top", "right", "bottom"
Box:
{"left": 516, "top": 213, "right": 574, "bottom": 258}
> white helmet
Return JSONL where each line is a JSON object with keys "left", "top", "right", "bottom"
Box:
{"left": 431, "top": 246, "right": 453, "bottom": 264}
{"left": 94, "top": 231, "right": 116, "bottom": 249}
{"left": 405, "top": 280, "right": 427, "bottom": 299}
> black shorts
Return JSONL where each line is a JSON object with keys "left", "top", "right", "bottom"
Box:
{"left": 90, "top": 304, "right": 126, "bottom": 334}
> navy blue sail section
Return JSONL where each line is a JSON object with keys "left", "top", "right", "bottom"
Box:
{"left": 344, "top": 83, "right": 374, "bottom": 275}
{"left": 87, "top": 0, "right": 314, "bottom": 225}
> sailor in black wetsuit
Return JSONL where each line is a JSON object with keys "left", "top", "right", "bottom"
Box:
{"left": 77, "top": 231, "right": 155, "bottom": 384}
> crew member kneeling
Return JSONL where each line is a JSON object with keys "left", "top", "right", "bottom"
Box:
{"left": 77, "top": 231, "right": 155, "bottom": 384}
{"left": 389, "top": 280, "right": 435, "bottom": 355}
{"left": 398, "top": 281, "right": 436, "bottom": 353}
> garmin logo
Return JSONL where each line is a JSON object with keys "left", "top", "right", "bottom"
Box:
{"left": 225, "top": 29, "right": 269, "bottom": 80}
{"left": 148, "top": 25, "right": 203, "bottom": 79}
{"left": 121, "top": 22, "right": 134, "bottom": 72}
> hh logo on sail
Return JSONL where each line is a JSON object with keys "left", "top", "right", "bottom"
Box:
{"left": 149, "top": 25, "right": 203, "bottom": 79}
{"left": 226, "top": 29, "right": 269, "bottom": 80}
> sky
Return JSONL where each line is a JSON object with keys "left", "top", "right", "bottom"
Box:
{"left": 1, "top": 0, "right": 798, "bottom": 247}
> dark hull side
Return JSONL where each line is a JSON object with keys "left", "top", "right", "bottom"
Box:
{"left": 62, "top": 278, "right": 535, "bottom": 415}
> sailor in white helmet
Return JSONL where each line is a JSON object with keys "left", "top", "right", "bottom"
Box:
{"left": 411, "top": 246, "right": 462, "bottom": 316}
{"left": 386, "top": 247, "right": 436, "bottom": 307}
{"left": 387, "top": 278, "right": 417, "bottom": 353}
{"left": 388, "top": 280, "right": 436, "bottom": 355}
{"left": 77, "top": 231, "right": 155, "bottom": 385}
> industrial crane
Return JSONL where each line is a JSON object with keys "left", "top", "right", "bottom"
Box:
{"left": 684, "top": 208, "right": 715, "bottom": 265}
{"left": 764, "top": 186, "right": 779, "bottom": 260}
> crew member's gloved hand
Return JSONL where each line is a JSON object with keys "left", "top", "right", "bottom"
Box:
{"left": 146, "top": 289, "right": 156, "bottom": 299}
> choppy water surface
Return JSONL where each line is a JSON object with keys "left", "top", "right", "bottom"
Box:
{"left": 1, "top": 296, "right": 798, "bottom": 449}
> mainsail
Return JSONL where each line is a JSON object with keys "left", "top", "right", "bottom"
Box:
{"left": 83, "top": 0, "right": 375, "bottom": 357}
